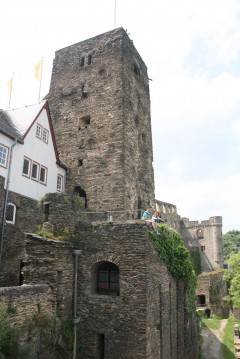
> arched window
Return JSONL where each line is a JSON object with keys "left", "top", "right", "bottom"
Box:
{"left": 197, "top": 229, "right": 204, "bottom": 239}
{"left": 74, "top": 185, "right": 87, "bottom": 208}
{"left": 96, "top": 261, "right": 119, "bottom": 296}
{"left": 6, "top": 203, "right": 16, "bottom": 224}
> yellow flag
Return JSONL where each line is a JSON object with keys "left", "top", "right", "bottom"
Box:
{"left": 34, "top": 58, "right": 43, "bottom": 81}
{"left": 7, "top": 77, "right": 13, "bottom": 95}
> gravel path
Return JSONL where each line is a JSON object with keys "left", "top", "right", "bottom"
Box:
{"left": 201, "top": 319, "right": 228, "bottom": 359}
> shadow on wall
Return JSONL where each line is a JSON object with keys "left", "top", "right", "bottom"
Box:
{"left": 201, "top": 321, "right": 235, "bottom": 359}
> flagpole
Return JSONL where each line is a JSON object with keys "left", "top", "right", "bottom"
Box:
{"left": 38, "top": 57, "right": 44, "bottom": 103}
{"left": 8, "top": 73, "right": 14, "bottom": 109}
{"left": 114, "top": 0, "right": 116, "bottom": 29}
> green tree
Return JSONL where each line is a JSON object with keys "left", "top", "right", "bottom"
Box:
{"left": 223, "top": 230, "right": 240, "bottom": 261}
{"left": 224, "top": 251, "right": 240, "bottom": 308}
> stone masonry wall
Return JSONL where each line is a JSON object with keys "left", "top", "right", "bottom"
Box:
{"left": 40, "top": 192, "right": 85, "bottom": 232}
{"left": 24, "top": 234, "right": 74, "bottom": 320}
{"left": 0, "top": 176, "right": 42, "bottom": 286}
{"left": 180, "top": 216, "right": 223, "bottom": 271}
{"left": 0, "top": 284, "right": 55, "bottom": 325}
{"left": 47, "top": 28, "right": 155, "bottom": 215}
{"left": 72, "top": 220, "right": 198, "bottom": 359}
{"left": 197, "top": 270, "right": 228, "bottom": 317}
{"left": 0, "top": 220, "right": 200, "bottom": 359}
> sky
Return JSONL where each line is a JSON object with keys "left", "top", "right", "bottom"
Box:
{"left": 0, "top": 0, "right": 240, "bottom": 233}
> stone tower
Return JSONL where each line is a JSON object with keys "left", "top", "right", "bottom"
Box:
{"left": 180, "top": 216, "right": 223, "bottom": 271}
{"left": 47, "top": 28, "right": 155, "bottom": 216}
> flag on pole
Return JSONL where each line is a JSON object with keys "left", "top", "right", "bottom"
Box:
{"left": 34, "top": 58, "right": 43, "bottom": 81}
{"left": 7, "top": 77, "right": 13, "bottom": 95}
{"left": 7, "top": 74, "right": 14, "bottom": 109}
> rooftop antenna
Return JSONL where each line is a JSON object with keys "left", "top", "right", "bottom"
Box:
{"left": 114, "top": 0, "right": 117, "bottom": 29}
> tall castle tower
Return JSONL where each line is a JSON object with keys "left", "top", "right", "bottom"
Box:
{"left": 47, "top": 28, "right": 155, "bottom": 215}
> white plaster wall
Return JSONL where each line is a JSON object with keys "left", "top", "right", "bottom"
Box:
{"left": 0, "top": 134, "right": 14, "bottom": 187}
{"left": 0, "top": 108, "right": 66, "bottom": 200}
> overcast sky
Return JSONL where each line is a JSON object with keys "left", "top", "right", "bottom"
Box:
{"left": 0, "top": 0, "right": 240, "bottom": 232}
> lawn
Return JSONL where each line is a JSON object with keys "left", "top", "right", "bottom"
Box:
{"left": 221, "top": 315, "right": 235, "bottom": 359}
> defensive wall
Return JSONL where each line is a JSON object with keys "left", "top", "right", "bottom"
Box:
{"left": 20, "top": 221, "right": 198, "bottom": 359}
{"left": 0, "top": 175, "right": 42, "bottom": 287}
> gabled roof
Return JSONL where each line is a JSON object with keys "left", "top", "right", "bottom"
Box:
{"left": 6, "top": 101, "right": 45, "bottom": 139}
{"left": 0, "top": 101, "right": 67, "bottom": 170}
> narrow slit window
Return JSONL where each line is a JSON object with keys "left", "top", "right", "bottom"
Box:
{"left": 80, "top": 57, "right": 85, "bottom": 67}
{"left": 88, "top": 54, "right": 92, "bottom": 65}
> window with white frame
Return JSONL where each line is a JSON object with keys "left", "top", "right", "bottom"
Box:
{"left": 31, "top": 161, "right": 39, "bottom": 181}
{"left": 0, "top": 144, "right": 8, "bottom": 168}
{"left": 22, "top": 157, "right": 31, "bottom": 177}
{"left": 42, "top": 128, "right": 49, "bottom": 143}
{"left": 36, "top": 123, "right": 49, "bottom": 143}
{"left": 36, "top": 124, "right": 42, "bottom": 138}
{"left": 39, "top": 165, "right": 47, "bottom": 184}
{"left": 57, "top": 174, "right": 63, "bottom": 191}
{"left": 6, "top": 203, "right": 16, "bottom": 224}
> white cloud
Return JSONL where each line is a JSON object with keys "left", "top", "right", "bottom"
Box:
{"left": 231, "top": 120, "right": 240, "bottom": 137}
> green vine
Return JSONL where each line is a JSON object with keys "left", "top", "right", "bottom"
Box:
{"left": 150, "top": 224, "right": 197, "bottom": 313}
{"left": 190, "top": 249, "right": 201, "bottom": 275}
{"left": 61, "top": 319, "right": 74, "bottom": 350}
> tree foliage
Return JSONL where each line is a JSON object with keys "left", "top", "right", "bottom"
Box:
{"left": 223, "top": 230, "right": 240, "bottom": 261}
{"left": 224, "top": 251, "right": 240, "bottom": 308}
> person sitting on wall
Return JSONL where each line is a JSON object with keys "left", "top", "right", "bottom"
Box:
{"left": 154, "top": 212, "right": 165, "bottom": 223}
{"left": 142, "top": 207, "right": 159, "bottom": 233}
{"left": 152, "top": 211, "right": 166, "bottom": 223}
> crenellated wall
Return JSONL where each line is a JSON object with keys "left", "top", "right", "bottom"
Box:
{"left": 180, "top": 216, "right": 223, "bottom": 271}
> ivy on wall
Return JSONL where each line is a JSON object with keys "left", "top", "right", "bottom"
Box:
{"left": 150, "top": 223, "right": 197, "bottom": 313}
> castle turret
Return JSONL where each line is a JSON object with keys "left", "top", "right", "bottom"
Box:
{"left": 209, "top": 216, "right": 223, "bottom": 268}
{"left": 47, "top": 28, "right": 155, "bottom": 216}
{"left": 180, "top": 216, "right": 223, "bottom": 271}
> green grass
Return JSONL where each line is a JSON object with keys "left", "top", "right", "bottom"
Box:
{"left": 202, "top": 317, "right": 221, "bottom": 330}
{"left": 199, "top": 354, "right": 208, "bottom": 359}
{"left": 221, "top": 315, "right": 235, "bottom": 359}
